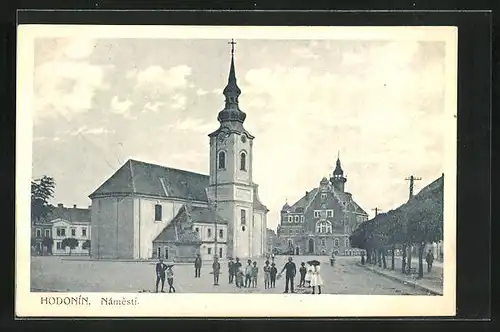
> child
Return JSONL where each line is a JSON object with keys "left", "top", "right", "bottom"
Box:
{"left": 305, "top": 263, "right": 313, "bottom": 287}
{"left": 166, "top": 265, "right": 176, "bottom": 293}
{"left": 299, "top": 262, "right": 307, "bottom": 287}
{"left": 236, "top": 266, "right": 244, "bottom": 288}
{"left": 263, "top": 260, "right": 271, "bottom": 289}
{"left": 251, "top": 261, "right": 259, "bottom": 288}
{"left": 270, "top": 262, "right": 278, "bottom": 288}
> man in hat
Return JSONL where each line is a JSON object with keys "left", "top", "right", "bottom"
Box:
{"left": 212, "top": 256, "right": 221, "bottom": 286}
{"left": 280, "top": 256, "right": 297, "bottom": 293}
{"left": 234, "top": 257, "right": 242, "bottom": 287}
{"left": 426, "top": 249, "right": 435, "bottom": 273}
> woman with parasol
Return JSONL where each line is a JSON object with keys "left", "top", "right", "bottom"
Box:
{"left": 308, "top": 260, "right": 323, "bottom": 294}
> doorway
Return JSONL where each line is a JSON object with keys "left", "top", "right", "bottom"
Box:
{"left": 295, "top": 246, "right": 300, "bottom": 255}
{"left": 308, "top": 239, "right": 314, "bottom": 254}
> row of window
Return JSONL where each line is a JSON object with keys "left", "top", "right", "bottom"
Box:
{"left": 54, "top": 241, "right": 87, "bottom": 250}
{"left": 194, "top": 227, "right": 224, "bottom": 239}
{"left": 313, "top": 210, "right": 335, "bottom": 218}
{"left": 218, "top": 151, "right": 247, "bottom": 171}
{"left": 39, "top": 227, "right": 88, "bottom": 238}
{"left": 285, "top": 215, "right": 305, "bottom": 223}
{"left": 207, "top": 247, "right": 223, "bottom": 257}
{"left": 287, "top": 238, "right": 349, "bottom": 247}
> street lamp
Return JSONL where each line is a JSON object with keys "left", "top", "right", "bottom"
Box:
{"left": 213, "top": 129, "right": 231, "bottom": 260}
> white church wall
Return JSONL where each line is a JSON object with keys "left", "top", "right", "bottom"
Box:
{"left": 136, "top": 197, "right": 185, "bottom": 259}
{"left": 252, "top": 211, "right": 263, "bottom": 257}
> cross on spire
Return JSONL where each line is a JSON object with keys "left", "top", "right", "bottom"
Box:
{"left": 228, "top": 39, "right": 237, "bottom": 56}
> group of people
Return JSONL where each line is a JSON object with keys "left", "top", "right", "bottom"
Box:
{"left": 155, "top": 253, "right": 325, "bottom": 294}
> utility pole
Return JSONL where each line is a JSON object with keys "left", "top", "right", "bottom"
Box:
{"left": 371, "top": 207, "right": 383, "bottom": 217}
{"left": 405, "top": 175, "right": 422, "bottom": 200}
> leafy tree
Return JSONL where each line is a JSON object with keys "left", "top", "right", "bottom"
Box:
{"left": 31, "top": 176, "right": 55, "bottom": 224}
{"left": 82, "top": 240, "right": 91, "bottom": 255}
{"left": 61, "top": 238, "right": 79, "bottom": 256}
{"left": 42, "top": 237, "right": 53, "bottom": 255}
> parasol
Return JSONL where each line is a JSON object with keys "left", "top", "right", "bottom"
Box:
{"left": 307, "top": 260, "right": 320, "bottom": 266}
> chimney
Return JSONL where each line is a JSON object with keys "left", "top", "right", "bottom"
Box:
{"left": 73, "top": 204, "right": 77, "bottom": 208}
{"left": 57, "top": 203, "right": 63, "bottom": 208}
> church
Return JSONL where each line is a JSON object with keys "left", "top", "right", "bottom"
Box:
{"left": 277, "top": 157, "right": 368, "bottom": 256}
{"left": 89, "top": 41, "right": 269, "bottom": 261}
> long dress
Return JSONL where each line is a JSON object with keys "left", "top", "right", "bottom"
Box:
{"left": 305, "top": 265, "right": 313, "bottom": 284}
{"left": 310, "top": 265, "right": 324, "bottom": 287}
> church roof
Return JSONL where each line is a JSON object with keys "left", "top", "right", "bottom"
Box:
{"left": 89, "top": 159, "right": 209, "bottom": 201}
{"left": 89, "top": 159, "right": 269, "bottom": 211}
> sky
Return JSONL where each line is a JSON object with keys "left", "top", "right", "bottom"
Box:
{"left": 31, "top": 35, "right": 449, "bottom": 231}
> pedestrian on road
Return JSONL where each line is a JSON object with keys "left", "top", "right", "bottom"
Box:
{"left": 299, "top": 262, "right": 307, "bottom": 287}
{"left": 263, "top": 260, "right": 271, "bottom": 289}
{"left": 251, "top": 261, "right": 259, "bottom": 288}
{"left": 194, "top": 253, "right": 202, "bottom": 278}
{"left": 330, "top": 252, "right": 336, "bottom": 267}
{"left": 234, "top": 257, "right": 242, "bottom": 287}
{"left": 308, "top": 260, "right": 323, "bottom": 295}
{"left": 361, "top": 251, "right": 365, "bottom": 265}
{"left": 279, "top": 256, "right": 297, "bottom": 293}
{"left": 270, "top": 263, "right": 278, "bottom": 288}
{"left": 155, "top": 258, "right": 167, "bottom": 293}
{"left": 228, "top": 258, "right": 235, "bottom": 284}
{"left": 166, "top": 265, "right": 176, "bottom": 293}
{"left": 244, "top": 259, "right": 253, "bottom": 288}
{"left": 212, "top": 256, "right": 221, "bottom": 286}
{"left": 305, "top": 263, "right": 313, "bottom": 287}
{"left": 426, "top": 250, "right": 434, "bottom": 273}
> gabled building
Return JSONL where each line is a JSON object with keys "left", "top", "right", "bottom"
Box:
{"left": 89, "top": 42, "right": 269, "bottom": 261}
{"left": 277, "top": 157, "right": 368, "bottom": 256}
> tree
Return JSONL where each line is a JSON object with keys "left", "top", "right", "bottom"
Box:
{"left": 31, "top": 176, "right": 55, "bottom": 224}
{"left": 82, "top": 240, "right": 91, "bottom": 255}
{"left": 61, "top": 238, "right": 79, "bottom": 256}
{"left": 42, "top": 237, "right": 53, "bottom": 255}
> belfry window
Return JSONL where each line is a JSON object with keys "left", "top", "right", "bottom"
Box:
{"left": 154, "top": 204, "right": 162, "bottom": 221}
{"left": 240, "top": 152, "right": 247, "bottom": 171}
{"left": 218, "top": 151, "right": 226, "bottom": 169}
{"left": 316, "top": 220, "right": 332, "bottom": 234}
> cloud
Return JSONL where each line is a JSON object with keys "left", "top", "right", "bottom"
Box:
{"left": 196, "top": 88, "right": 208, "bottom": 96}
{"left": 130, "top": 64, "right": 192, "bottom": 92}
{"left": 68, "top": 126, "right": 115, "bottom": 136}
{"left": 171, "top": 94, "right": 187, "bottom": 110}
{"left": 62, "top": 37, "right": 96, "bottom": 60}
{"left": 291, "top": 47, "right": 319, "bottom": 59}
{"left": 165, "top": 117, "right": 216, "bottom": 134}
{"left": 110, "top": 96, "right": 133, "bottom": 115}
{"left": 142, "top": 102, "right": 164, "bottom": 113}
{"left": 34, "top": 60, "right": 111, "bottom": 120}
{"left": 212, "top": 88, "right": 223, "bottom": 95}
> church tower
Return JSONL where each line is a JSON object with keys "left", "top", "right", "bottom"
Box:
{"left": 330, "top": 153, "right": 347, "bottom": 192}
{"left": 208, "top": 40, "right": 255, "bottom": 259}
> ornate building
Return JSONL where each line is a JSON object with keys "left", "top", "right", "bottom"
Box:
{"left": 277, "top": 157, "right": 368, "bottom": 256}
{"left": 89, "top": 41, "right": 269, "bottom": 261}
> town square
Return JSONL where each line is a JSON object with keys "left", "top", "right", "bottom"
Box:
{"left": 28, "top": 28, "right": 449, "bottom": 299}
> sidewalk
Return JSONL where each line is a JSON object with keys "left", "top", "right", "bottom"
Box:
{"left": 357, "top": 258, "right": 443, "bottom": 295}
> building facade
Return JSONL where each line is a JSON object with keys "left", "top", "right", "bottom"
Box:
{"left": 277, "top": 158, "right": 368, "bottom": 256}
{"left": 89, "top": 44, "right": 269, "bottom": 261}
{"left": 31, "top": 204, "right": 91, "bottom": 255}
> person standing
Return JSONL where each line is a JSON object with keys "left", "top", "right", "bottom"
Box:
{"left": 166, "top": 265, "right": 176, "bottom": 293}
{"left": 263, "top": 260, "right": 271, "bottom": 289}
{"left": 309, "top": 261, "right": 323, "bottom": 295}
{"left": 155, "top": 258, "right": 167, "bottom": 293}
{"left": 330, "top": 252, "right": 336, "bottom": 267}
{"left": 270, "top": 262, "right": 278, "bottom": 288}
{"left": 244, "top": 259, "right": 253, "bottom": 288}
{"left": 299, "top": 262, "right": 307, "bottom": 287}
{"left": 426, "top": 249, "right": 435, "bottom": 273}
{"left": 228, "top": 258, "right": 235, "bottom": 284}
{"left": 251, "top": 261, "right": 259, "bottom": 288}
{"left": 234, "top": 257, "right": 242, "bottom": 287}
{"left": 280, "top": 256, "right": 297, "bottom": 293}
{"left": 213, "top": 256, "right": 221, "bottom": 286}
{"left": 305, "top": 262, "right": 313, "bottom": 287}
{"left": 194, "top": 253, "right": 202, "bottom": 278}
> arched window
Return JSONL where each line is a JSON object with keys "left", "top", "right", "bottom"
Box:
{"left": 315, "top": 220, "right": 332, "bottom": 234}
{"left": 345, "top": 238, "right": 349, "bottom": 247}
{"left": 334, "top": 238, "right": 339, "bottom": 247}
{"left": 240, "top": 152, "right": 247, "bottom": 171}
{"left": 218, "top": 151, "right": 226, "bottom": 169}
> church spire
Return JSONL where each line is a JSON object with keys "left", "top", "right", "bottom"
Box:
{"left": 333, "top": 153, "right": 344, "bottom": 176}
{"left": 217, "top": 39, "right": 247, "bottom": 124}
